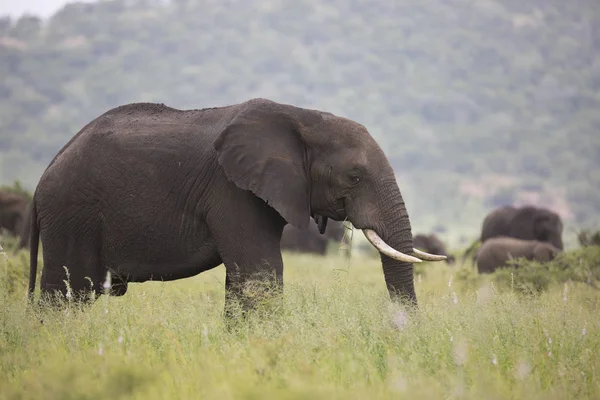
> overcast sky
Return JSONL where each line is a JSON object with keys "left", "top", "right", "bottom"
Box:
{"left": 0, "top": 0, "right": 93, "bottom": 19}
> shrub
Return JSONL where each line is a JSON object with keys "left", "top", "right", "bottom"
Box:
{"left": 577, "top": 228, "right": 600, "bottom": 247}
{"left": 493, "top": 246, "right": 600, "bottom": 295}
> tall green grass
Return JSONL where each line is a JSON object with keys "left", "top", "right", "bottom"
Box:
{"left": 1, "top": 245, "right": 599, "bottom": 399}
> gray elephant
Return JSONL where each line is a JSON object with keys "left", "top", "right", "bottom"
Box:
{"left": 27, "top": 98, "right": 446, "bottom": 313}
{"left": 0, "top": 190, "right": 29, "bottom": 240}
{"left": 281, "top": 220, "right": 346, "bottom": 255}
{"left": 463, "top": 205, "right": 564, "bottom": 262}
{"left": 476, "top": 236, "right": 560, "bottom": 274}
{"left": 413, "top": 233, "right": 455, "bottom": 264}
{"left": 15, "top": 202, "right": 33, "bottom": 252}
{"left": 480, "top": 205, "right": 564, "bottom": 250}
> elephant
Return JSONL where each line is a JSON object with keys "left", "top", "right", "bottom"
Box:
{"left": 0, "top": 190, "right": 29, "bottom": 240}
{"left": 26, "top": 98, "right": 446, "bottom": 314}
{"left": 480, "top": 205, "right": 564, "bottom": 250}
{"left": 280, "top": 219, "right": 347, "bottom": 255}
{"left": 15, "top": 202, "right": 33, "bottom": 252}
{"left": 475, "top": 236, "right": 561, "bottom": 274}
{"left": 412, "top": 233, "right": 455, "bottom": 264}
{"left": 463, "top": 205, "right": 564, "bottom": 262}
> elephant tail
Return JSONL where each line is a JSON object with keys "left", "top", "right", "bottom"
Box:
{"left": 27, "top": 199, "right": 39, "bottom": 303}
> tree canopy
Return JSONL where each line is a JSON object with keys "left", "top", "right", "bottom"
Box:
{"left": 0, "top": 0, "right": 598, "bottom": 248}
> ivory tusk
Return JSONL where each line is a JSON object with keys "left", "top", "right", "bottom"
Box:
{"left": 412, "top": 248, "right": 447, "bottom": 261}
{"left": 363, "top": 229, "right": 422, "bottom": 263}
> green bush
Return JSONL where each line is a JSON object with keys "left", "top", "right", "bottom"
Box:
{"left": 493, "top": 246, "right": 600, "bottom": 295}
{"left": 577, "top": 229, "right": 600, "bottom": 247}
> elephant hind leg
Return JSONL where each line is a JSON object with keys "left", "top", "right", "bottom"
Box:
{"left": 39, "top": 233, "right": 105, "bottom": 307}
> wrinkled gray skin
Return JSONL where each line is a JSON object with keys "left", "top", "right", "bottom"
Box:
{"left": 28, "top": 98, "right": 428, "bottom": 313}
{"left": 476, "top": 236, "right": 560, "bottom": 274}
{"left": 281, "top": 220, "right": 346, "bottom": 255}
{"left": 413, "top": 233, "right": 455, "bottom": 264}
{"left": 0, "top": 190, "right": 29, "bottom": 239}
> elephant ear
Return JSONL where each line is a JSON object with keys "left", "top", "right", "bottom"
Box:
{"left": 214, "top": 100, "right": 320, "bottom": 230}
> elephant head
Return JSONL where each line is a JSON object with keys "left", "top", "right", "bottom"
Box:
{"left": 532, "top": 241, "right": 560, "bottom": 262}
{"left": 215, "top": 99, "right": 445, "bottom": 305}
{"left": 413, "top": 233, "right": 455, "bottom": 265}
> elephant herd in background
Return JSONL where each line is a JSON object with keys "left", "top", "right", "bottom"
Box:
{"left": 471, "top": 205, "right": 563, "bottom": 273}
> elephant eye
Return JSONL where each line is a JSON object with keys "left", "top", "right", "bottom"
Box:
{"left": 348, "top": 174, "right": 361, "bottom": 185}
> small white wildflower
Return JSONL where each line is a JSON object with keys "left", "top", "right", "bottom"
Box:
{"left": 98, "top": 345, "right": 103, "bottom": 356}
{"left": 0, "top": 244, "right": 7, "bottom": 262}
{"left": 391, "top": 310, "right": 409, "bottom": 330}
{"left": 582, "top": 327, "right": 587, "bottom": 336}
{"left": 450, "top": 335, "right": 454, "bottom": 342}
{"left": 453, "top": 339, "right": 468, "bottom": 366}
{"left": 476, "top": 284, "right": 493, "bottom": 305}
{"left": 118, "top": 336, "right": 124, "bottom": 344}
{"left": 103, "top": 271, "right": 112, "bottom": 290}
{"left": 389, "top": 374, "right": 408, "bottom": 392}
{"left": 452, "top": 292, "right": 458, "bottom": 304}
{"left": 548, "top": 337, "right": 552, "bottom": 345}
{"left": 492, "top": 355, "right": 497, "bottom": 365}
{"left": 105, "top": 308, "right": 108, "bottom": 314}
{"left": 515, "top": 360, "right": 531, "bottom": 380}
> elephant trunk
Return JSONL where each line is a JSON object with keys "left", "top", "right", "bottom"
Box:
{"left": 380, "top": 216, "right": 418, "bottom": 305}
{"left": 358, "top": 181, "right": 447, "bottom": 305}
{"left": 366, "top": 186, "right": 418, "bottom": 305}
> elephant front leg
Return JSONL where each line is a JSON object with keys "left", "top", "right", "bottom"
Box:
{"left": 206, "top": 201, "right": 286, "bottom": 320}
{"left": 223, "top": 260, "right": 284, "bottom": 320}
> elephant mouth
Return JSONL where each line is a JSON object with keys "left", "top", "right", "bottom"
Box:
{"left": 362, "top": 229, "right": 447, "bottom": 263}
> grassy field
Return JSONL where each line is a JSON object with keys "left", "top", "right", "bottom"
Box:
{"left": 1, "top": 240, "right": 599, "bottom": 399}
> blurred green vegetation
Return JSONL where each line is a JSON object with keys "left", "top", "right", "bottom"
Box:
{"left": 0, "top": 0, "right": 598, "bottom": 249}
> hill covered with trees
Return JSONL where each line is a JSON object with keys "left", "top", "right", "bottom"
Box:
{"left": 0, "top": 0, "right": 598, "bottom": 248}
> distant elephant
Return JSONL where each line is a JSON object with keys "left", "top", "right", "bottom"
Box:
{"left": 480, "top": 205, "right": 564, "bottom": 250}
{"left": 463, "top": 205, "right": 564, "bottom": 262}
{"left": 27, "top": 98, "right": 446, "bottom": 314}
{"left": 413, "top": 233, "right": 455, "bottom": 264}
{"left": 15, "top": 202, "right": 33, "bottom": 252}
{"left": 476, "top": 236, "right": 560, "bottom": 274}
{"left": 281, "top": 220, "right": 346, "bottom": 255}
{"left": 0, "top": 190, "right": 29, "bottom": 239}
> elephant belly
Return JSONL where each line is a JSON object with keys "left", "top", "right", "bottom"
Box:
{"left": 106, "top": 230, "right": 222, "bottom": 283}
